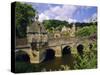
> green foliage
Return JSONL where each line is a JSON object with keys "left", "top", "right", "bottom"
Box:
{"left": 73, "top": 41, "right": 97, "bottom": 69}
{"left": 43, "top": 19, "right": 97, "bottom": 35}
{"left": 76, "top": 24, "right": 97, "bottom": 37}
{"left": 43, "top": 20, "right": 69, "bottom": 32}
{"left": 16, "top": 2, "right": 36, "bottom": 38}
{"left": 73, "top": 51, "right": 97, "bottom": 69}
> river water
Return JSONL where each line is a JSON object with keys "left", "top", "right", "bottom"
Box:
{"left": 37, "top": 54, "right": 75, "bottom": 71}
{"left": 15, "top": 54, "right": 76, "bottom": 72}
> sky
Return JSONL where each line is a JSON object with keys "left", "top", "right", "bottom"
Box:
{"left": 27, "top": 2, "right": 97, "bottom": 23}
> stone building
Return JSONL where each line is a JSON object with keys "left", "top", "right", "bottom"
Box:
{"left": 70, "top": 24, "right": 76, "bottom": 37}
{"left": 26, "top": 14, "right": 48, "bottom": 63}
{"left": 54, "top": 31, "right": 61, "bottom": 39}
{"left": 61, "top": 26, "right": 67, "bottom": 32}
{"left": 61, "top": 26, "right": 70, "bottom": 38}
{"left": 61, "top": 24, "right": 76, "bottom": 37}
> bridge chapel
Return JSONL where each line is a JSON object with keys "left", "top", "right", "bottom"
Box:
{"left": 26, "top": 13, "right": 48, "bottom": 63}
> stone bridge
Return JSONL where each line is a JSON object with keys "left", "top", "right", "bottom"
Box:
{"left": 48, "top": 37, "right": 91, "bottom": 56}
{"left": 16, "top": 37, "right": 92, "bottom": 63}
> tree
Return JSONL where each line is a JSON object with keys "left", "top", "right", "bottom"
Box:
{"left": 15, "top": 2, "right": 36, "bottom": 38}
{"left": 76, "top": 23, "right": 97, "bottom": 37}
{"left": 42, "top": 19, "right": 69, "bottom": 32}
{"left": 73, "top": 47, "right": 97, "bottom": 69}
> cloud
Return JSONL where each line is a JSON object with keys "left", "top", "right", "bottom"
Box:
{"left": 90, "top": 13, "right": 97, "bottom": 22}
{"left": 68, "top": 18, "right": 77, "bottom": 23}
{"left": 38, "top": 5, "right": 78, "bottom": 22}
{"left": 38, "top": 4, "right": 97, "bottom": 23}
{"left": 83, "top": 13, "right": 97, "bottom": 23}
{"left": 54, "top": 16, "right": 77, "bottom": 23}
{"left": 39, "top": 13, "right": 49, "bottom": 22}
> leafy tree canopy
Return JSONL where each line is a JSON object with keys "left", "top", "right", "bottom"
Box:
{"left": 16, "top": 2, "right": 36, "bottom": 38}
{"left": 42, "top": 19, "right": 97, "bottom": 34}
{"left": 43, "top": 20, "right": 69, "bottom": 31}
{"left": 76, "top": 23, "right": 97, "bottom": 37}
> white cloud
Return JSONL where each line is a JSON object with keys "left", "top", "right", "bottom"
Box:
{"left": 55, "top": 16, "right": 68, "bottom": 21}
{"left": 83, "top": 19, "right": 90, "bottom": 23}
{"left": 83, "top": 13, "right": 97, "bottom": 23}
{"left": 39, "top": 5, "right": 78, "bottom": 22}
{"left": 55, "top": 16, "right": 77, "bottom": 23}
{"left": 39, "top": 13, "right": 49, "bottom": 22}
{"left": 90, "top": 13, "right": 97, "bottom": 22}
{"left": 68, "top": 18, "right": 77, "bottom": 23}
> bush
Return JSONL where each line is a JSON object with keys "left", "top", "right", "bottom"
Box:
{"left": 73, "top": 50, "right": 97, "bottom": 69}
{"left": 76, "top": 25, "right": 97, "bottom": 37}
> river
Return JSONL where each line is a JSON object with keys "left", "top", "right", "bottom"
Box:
{"left": 15, "top": 54, "right": 76, "bottom": 73}
{"left": 39, "top": 54, "right": 74, "bottom": 71}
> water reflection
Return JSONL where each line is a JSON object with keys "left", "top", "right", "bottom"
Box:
{"left": 77, "top": 44, "right": 84, "bottom": 56}
{"left": 62, "top": 46, "right": 71, "bottom": 55}
{"left": 44, "top": 49, "right": 55, "bottom": 61}
{"left": 40, "top": 54, "right": 74, "bottom": 71}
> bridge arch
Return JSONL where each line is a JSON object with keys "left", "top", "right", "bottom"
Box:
{"left": 62, "top": 46, "right": 71, "bottom": 56}
{"left": 77, "top": 44, "right": 84, "bottom": 55}
{"left": 44, "top": 48, "right": 55, "bottom": 61}
{"left": 15, "top": 50, "right": 30, "bottom": 62}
